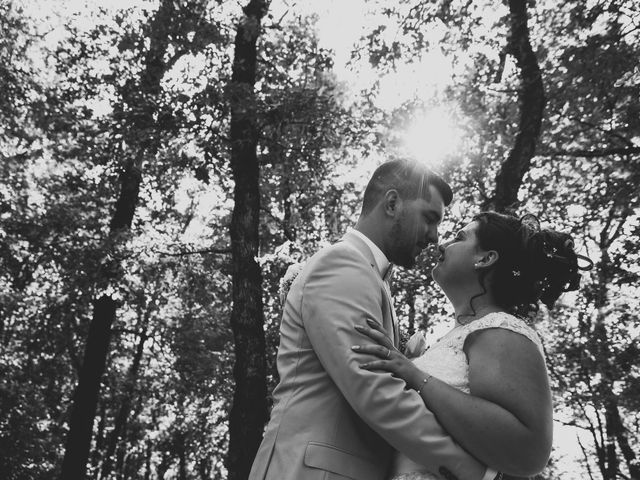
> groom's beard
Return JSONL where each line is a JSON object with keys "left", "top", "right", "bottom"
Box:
{"left": 390, "top": 216, "right": 419, "bottom": 269}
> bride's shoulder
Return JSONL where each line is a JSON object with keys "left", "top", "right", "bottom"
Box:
{"left": 467, "top": 311, "right": 527, "bottom": 328}
{"left": 465, "top": 312, "right": 543, "bottom": 352}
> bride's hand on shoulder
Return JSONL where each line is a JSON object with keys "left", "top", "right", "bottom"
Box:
{"left": 352, "top": 318, "right": 424, "bottom": 389}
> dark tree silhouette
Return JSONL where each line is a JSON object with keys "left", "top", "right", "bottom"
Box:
{"left": 485, "top": 0, "right": 545, "bottom": 212}
{"left": 60, "top": 2, "right": 184, "bottom": 477}
{"left": 226, "top": 1, "right": 271, "bottom": 479}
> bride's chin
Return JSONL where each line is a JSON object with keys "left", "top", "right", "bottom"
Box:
{"left": 431, "top": 265, "right": 441, "bottom": 282}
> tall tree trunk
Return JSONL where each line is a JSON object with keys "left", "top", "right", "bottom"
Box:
{"left": 143, "top": 440, "right": 152, "bottom": 480}
{"left": 594, "top": 300, "right": 639, "bottom": 480}
{"left": 156, "top": 452, "right": 171, "bottom": 480}
{"left": 602, "top": 399, "right": 618, "bottom": 480}
{"left": 169, "top": 430, "right": 188, "bottom": 480}
{"left": 589, "top": 208, "right": 639, "bottom": 480}
{"left": 226, "top": 1, "right": 270, "bottom": 479}
{"left": 115, "top": 442, "right": 126, "bottom": 480}
{"left": 484, "top": 0, "right": 545, "bottom": 212}
{"left": 282, "top": 176, "right": 296, "bottom": 241}
{"left": 198, "top": 456, "right": 211, "bottom": 480}
{"left": 99, "top": 303, "right": 152, "bottom": 479}
{"left": 610, "top": 401, "right": 640, "bottom": 479}
{"left": 60, "top": 294, "right": 126, "bottom": 480}
{"left": 92, "top": 401, "right": 107, "bottom": 479}
{"left": 59, "top": 1, "right": 175, "bottom": 476}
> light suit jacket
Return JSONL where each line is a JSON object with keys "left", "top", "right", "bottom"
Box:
{"left": 249, "top": 231, "right": 488, "bottom": 480}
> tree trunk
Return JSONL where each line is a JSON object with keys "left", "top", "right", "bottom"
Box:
{"left": 92, "top": 401, "right": 107, "bottom": 479}
{"left": 589, "top": 215, "right": 639, "bottom": 480}
{"left": 593, "top": 308, "right": 639, "bottom": 480}
{"left": 156, "top": 452, "right": 171, "bottom": 480}
{"left": 610, "top": 402, "right": 640, "bottom": 479}
{"left": 226, "top": 1, "right": 270, "bottom": 479}
{"left": 484, "top": 0, "right": 545, "bottom": 212}
{"left": 60, "top": 295, "right": 121, "bottom": 480}
{"left": 99, "top": 307, "right": 151, "bottom": 479}
{"left": 198, "top": 456, "right": 211, "bottom": 480}
{"left": 115, "top": 442, "right": 126, "bottom": 480}
{"left": 282, "top": 176, "right": 296, "bottom": 241}
{"left": 143, "top": 440, "right": 152, "bottom": 480}
{"left": 177, "top": 431, "right": 188, "bottom": 480}
{"left": 602, "top": 397, "right": 618, "bottom": 480}
{"left": 59, "top": 1, "right": 175, "bottom": 476}
{"left": 594, "top": 408, "right": 608, "bottom": 476}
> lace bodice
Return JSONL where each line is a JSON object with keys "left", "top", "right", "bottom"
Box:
{"left": 390, "top": 312, "right": 544, "bottom": 480}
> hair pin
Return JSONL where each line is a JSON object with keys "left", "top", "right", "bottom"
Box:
{"left": 576, "top": 253, "right": 594, "bottom": 271}
{"left": 519, "top": 213, "right": 541, "bottom": 233}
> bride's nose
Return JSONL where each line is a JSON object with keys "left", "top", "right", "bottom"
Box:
{"left": 438, "top": 238, "right": 455, "bottom": 251}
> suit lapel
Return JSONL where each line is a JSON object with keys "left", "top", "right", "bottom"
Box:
{"left": 384, "top": 280, "right": 400, "bottom": 348}
{"left": 341, "top": 232, "right": 398, "bottom": 347}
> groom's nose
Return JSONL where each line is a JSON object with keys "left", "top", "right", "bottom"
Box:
{"left": 426, "top": 225, "right": 439, "bottom": 244}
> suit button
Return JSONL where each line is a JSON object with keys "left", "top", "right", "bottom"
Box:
{"left": 439, "top": 466, "right": 459, "bottom": 480}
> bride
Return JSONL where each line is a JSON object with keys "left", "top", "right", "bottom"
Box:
{"left": 353, "top": 211, "right": 592, "bottom": 479}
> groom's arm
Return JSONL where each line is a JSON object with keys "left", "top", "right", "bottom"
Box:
{"left": 302, "top": 245, "right": 495, "bottom": 480}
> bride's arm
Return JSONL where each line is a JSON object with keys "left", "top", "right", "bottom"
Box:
{"left": 355, "top": 323, "right": 552, "bottom": 477}
{"left": 419, "top": 328, "right": 552, "bottom": 476}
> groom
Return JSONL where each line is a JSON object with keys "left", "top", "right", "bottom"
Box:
{"left": 249, "top": 159, "right": 493, "bottom": 480}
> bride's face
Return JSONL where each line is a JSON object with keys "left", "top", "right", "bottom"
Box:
{"left": 432, "top": 221, "right": 483, "bottom": 290}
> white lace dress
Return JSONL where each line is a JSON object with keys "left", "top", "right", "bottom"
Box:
{"left": 389, "top": 312, "right": 545, "bottom": 480}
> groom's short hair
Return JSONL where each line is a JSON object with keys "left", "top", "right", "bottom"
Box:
{"left": 361, "top": 159, "right": 453, "bottom": 215}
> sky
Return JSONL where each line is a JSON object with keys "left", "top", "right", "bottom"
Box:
{"left": 19, "top": 0, "right": 595, "bottom": 477}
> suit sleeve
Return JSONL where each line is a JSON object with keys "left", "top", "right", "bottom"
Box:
{"left": 301, "top": 245, "right": 489, "bottom": 480}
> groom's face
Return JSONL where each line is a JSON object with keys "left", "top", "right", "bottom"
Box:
{"left": 389, "top": 185, "right": 445, "bottom": 268}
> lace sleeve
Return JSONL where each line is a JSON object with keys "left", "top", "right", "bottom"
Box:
{"left": 464, "top": 312, "right": 545, "bottom": 358}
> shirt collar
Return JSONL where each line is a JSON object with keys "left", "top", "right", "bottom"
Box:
{"left": 347, "top": 228, "right": 392, "bottom": 279}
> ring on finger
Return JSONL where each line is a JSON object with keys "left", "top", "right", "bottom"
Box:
{"left": 385, "top": 348, "right": 391, "bottom": 359}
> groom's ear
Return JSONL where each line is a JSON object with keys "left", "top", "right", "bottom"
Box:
{"left": 383, "top": 189, "right": 401, "bottom": 217}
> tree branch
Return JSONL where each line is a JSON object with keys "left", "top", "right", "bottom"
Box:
{"left": 543, "top": 146, "right": 640, "bottom": 158}
{"left": 553, "top": 418, "right": 591, "bottom": 430}
{"left": 559, "top": 115, "right": 636, "bottom": 147}
{"left": 156, "top": 247, "right": 231, "bottom": 257}
{"left": 578, "top": 434, "right": 596, "bottom": 480}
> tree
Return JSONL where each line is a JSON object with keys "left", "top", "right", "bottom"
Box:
{"left": 59, "top": 1, "right": 220, "bottom": 477}
{"left": 2, "top": 1, "right": 639, "bottom": 478}
{"left": 509, "top": 2, "right": 640, "bottom": 477}
{"left": 484, "top": 0, "right": 545, "bottom": 213}
{"left": 542, "top": 162, "right": 640, "bottom": 479}
{"left": 225, "top": 1, "right": 271, "bottom": 478}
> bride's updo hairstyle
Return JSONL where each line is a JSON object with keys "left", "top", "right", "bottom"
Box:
{"left": 473, "top": 212, "right": 593, "bottom": 316}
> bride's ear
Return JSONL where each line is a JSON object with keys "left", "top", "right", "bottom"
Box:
{"left": 474, "top": 250, "right": 499, "bottom": 270}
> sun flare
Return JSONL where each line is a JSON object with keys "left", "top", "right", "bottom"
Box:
{"left": 400, "top": 107, "right": 462, "bottom": 168}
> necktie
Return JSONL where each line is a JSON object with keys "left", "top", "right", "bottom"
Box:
{"left": 382, "top": 264, "right": 398, "bottom": 346}
{"left": 383, "top": 264, "right": 394, "bottom": 284}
